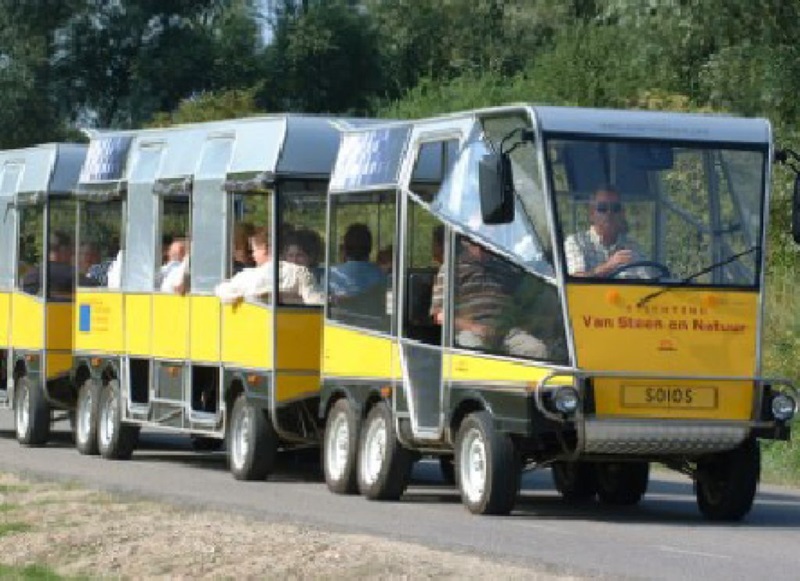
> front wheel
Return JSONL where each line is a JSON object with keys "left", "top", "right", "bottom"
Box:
{"left": 455, "top": 411, "right": 519, "bottom": 515}
{"left": 595, "top": 462, "right": 649, "bottom": 506}
{"left": 76, "top": 378, "right": 101, "bottom": 455}
{"left": 357, "top": 401, "right": 413, "bottom": 500}
{"left": 323, "top": 398, "right": 360, "bottom": 495}
{"left": 228, "top": 394, "right": 277, "bottom": 481}
{"left": 98, "top": 380, "right": 139, "bottom": 460}
{"left": 696, "top": 438, "right": 760, "bottom": 521}
{"left": 15, "top": 376, "right": 50, "bottom": 447}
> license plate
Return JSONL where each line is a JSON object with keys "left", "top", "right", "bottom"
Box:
{"left": 621, "top": 384, "right": 718, "bottom": 409}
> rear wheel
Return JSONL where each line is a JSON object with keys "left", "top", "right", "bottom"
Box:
{"left": 552, "top": 461, "right": 598, "bottom": 502}
{"left": 76, "top": 378, "right": 101, "bottom": 455}
{"left": 98, "top": 380, "right": 139, "bottom": 460}
{"left": 228, "top": 394, "right": 277, "bottom": 481}
{"left": 595, "top": 462, "right": 649, "bottom": 506}
{"left": 455, "top": 411, "right": 519, "bottom": 515}
{"left": 696, "top": 438, "right": 760, "bottom": 521}
{"left": 357, "top": 401, "right": 413, "bottom": 500}
{"left": 15, "top": 376, "right": 50, "bottom": 447}
{"left": 324, "top": 398, "right": 360, "bottom": 495}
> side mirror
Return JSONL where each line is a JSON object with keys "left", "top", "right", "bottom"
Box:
{"left": 793, "top": 174, "right": 800, "bottom": 244}
{"left": 478, "top": 153, "right": 514, "bottom": 225}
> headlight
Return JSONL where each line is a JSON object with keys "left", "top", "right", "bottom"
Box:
{"left": 552, "top": 386, "right": 580, "bottom": 415}
{"left": 771, "top": 393, "right": 797, "bottom": 421}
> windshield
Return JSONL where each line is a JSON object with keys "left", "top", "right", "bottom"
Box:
{"left": 547, "top": 137, "right": 766, "bottom": 287}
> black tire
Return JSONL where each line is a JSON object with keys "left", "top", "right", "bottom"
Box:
{"left": 596, "top": 462, "right": 649, "bottom": 506}
{"left": 696, "top": 438, "right": 760, "bottom": 522}
{"left": 75, "top": 378, "right": 101, "bottom": 456}
{"left": 14, "top": 376, "right": 51, "bottom": 447}
{"left": 227, "top": 394, "right": 277, "bottom": 481}
{"left": 455, "top": 411, "right": 519, "bottom": 515}
{"left": 323, "top": 398, "right": 360, "bottom": 495}
{"left": 552, "top": 461, "right": 598, "bottom": 502}
{"left": 439, "top": 455, "right": 456, "bottom": 486}
{"left": 98, "top": 380, "right": 139, "bottom": 460}
{"left": 357, "top": 401, "right": 414, "bottom": 500}
{"left": 190, "top": 436, "right": 224, "bottom": 452}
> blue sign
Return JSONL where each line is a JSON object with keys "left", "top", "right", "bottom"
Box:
{"left": 78, "top": 304, "right": 91, "bottom": 333}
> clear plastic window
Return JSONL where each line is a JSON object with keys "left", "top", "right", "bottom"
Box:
{"left": 158, "top": 196, "right": 191, "bottom": 294}
{"left": 77, "top": 200, "right": 123, "bottom": 288}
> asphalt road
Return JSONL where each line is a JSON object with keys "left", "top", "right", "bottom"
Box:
{"left": 1, "top": 414, "right": 799, "bottom": 580}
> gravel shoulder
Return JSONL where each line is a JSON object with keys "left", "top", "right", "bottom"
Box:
{"left": 0, "top": 472, "right": 580, "bottom": 579}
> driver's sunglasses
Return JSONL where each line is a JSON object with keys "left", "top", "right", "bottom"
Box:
{"left": 594, "top": 202, "right": 623, "bottom": 214}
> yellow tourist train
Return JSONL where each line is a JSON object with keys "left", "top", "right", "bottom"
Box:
{"left": 1, "top": 105, "right": 797, "bottom": 521}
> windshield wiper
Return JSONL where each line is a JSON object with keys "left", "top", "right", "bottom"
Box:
{"left": 637, "top": 246, "right": 759, "bottom": 307}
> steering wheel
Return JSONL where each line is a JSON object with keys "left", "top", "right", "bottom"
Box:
{"left": 607, "top": 260, "right": 671, "bottom": 280}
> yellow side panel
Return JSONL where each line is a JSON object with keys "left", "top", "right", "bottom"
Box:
{"left": 322, "top": 324, "right": 394, "bottom": 380}
{"left": 10, "top": 292, "right": 44, "bottom": 350}
{"left": 125, "top": 294, "right": 152, "bottom": 357}
{"left": 275, "top": 373, "right": 320, "bottom": 403}
{"left": 566, "top": 285, "right": 758, "bottom": 376}
{"left": 152, "top": 294, "right": 190, "bottom": 360}
{"left": 593, "top": 378, "right": 753, "bottom": 421}
{"left": 190, "top": 296, "right": 221, "bottom": 363}
{"left": 0, "top": 292, "right": 9, "bottom": 348}
{"left": 46, "top": 303, "right": 74, "bottom": 351}
{"left": 446, "top": 352, "right": 567, "bottom": 385}
{"left": 221, "top": 302, "right": 272, "bottom": 369}
{"left": 74, "top": 291, "right": 124, "bottom": 353}
{"left": 46, "top": 351, "right": 72, "bottom": 380}
{"left": 275, "top": 310, "right": 322, "bottom": 372}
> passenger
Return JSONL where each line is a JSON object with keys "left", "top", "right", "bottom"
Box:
{"left": 232, "top": 222, "right": 256, "bottom": 274}
{"left": 23, "top": 231, "right": 74, "bottom": 296}
{"left": 376, "top": 245, "right": 393, "bottom": 276}
{"left": 454, "top": 238, "right": 547, "bottom": 359}
{"left": 328, "top": 223, "right": 385, "bottom": 299}
{"left": 214, "top": 228, "right": 323, "bottom": 306}
{"left": 293, "top": 228, "right": 324, "bottom": 283}
{"left": 429, "top": 225, "right": 445, "bottom": 324}
{"left": 564, "top": 186, "right": 648, "bottom": 278}
{"left": 160, "top": 238, "right": 189, "bottom": 294}
{"left": 78, "top": 243, "right": 113, "bottom": 287}
{"left": 106, "top": 250, "right": 123, "bottom": 289}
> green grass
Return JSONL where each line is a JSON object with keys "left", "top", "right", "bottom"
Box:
{"left": 0, "top": 503, "right": 19, "bottom": 513}
{"left": 0, "top": 522, "right": 31, "bottom": 537}
{"left": 0, "top": 564, "right": 65, "bottom": 580}
{"left": 0, "top": 485, "right": 31, "bottom": 494}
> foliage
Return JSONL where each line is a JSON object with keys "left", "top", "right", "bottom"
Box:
{"left": 148, "top": 88, "right": 263, "bottom": 126}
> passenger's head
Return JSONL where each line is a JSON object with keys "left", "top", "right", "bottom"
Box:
{"left": 342, "top": 223, "right": 372, "bottom": 262}
{"left": 432, "top": 225, "right": 445, "bottom": 265}
{"left": 295, "top": 228, "right": 323, "bottom": 267}
{"left": 249, "top": 228, "right": 271, "bottom": 266}
{"left": 233, "top": 222, "right": 255, "bottom": 264}
{"left": 376, "top": 246, "right": 393, "bottom": 274}
{"left": 167, "top": 239, "right": 187, "bottom": 262}
{"left": 49, "top": 231, "right": 73, "bottom": 264}
{"left": 589, "top": 186, "right": 625, "bottom": 245}
{"left": 78, "top": 243, "right": 100, "bottom": 271}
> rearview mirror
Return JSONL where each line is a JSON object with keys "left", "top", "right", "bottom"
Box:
{"left": 478, "top": 153, "right": 514, "bottom": 225}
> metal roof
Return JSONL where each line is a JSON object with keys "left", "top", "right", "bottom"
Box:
{"left": 0, "top": 143, "right": 87, "bottom": 195}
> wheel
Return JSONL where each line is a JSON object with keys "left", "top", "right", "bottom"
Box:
{"left": 552, "top": 461, "right": 598, "bottom": 502}
{"left": 190, "top": 435, "right": 224, "bottom": 452}
{"left": 75, "top": 378, "right": 101, "bottom": 455}
{"left": 98, "top": 380, "right": 139, "bottom": 460}
{"left": 228, "top": 394, "right": 277, "bottom": 481}
{"left": 696, "top": 438, "right": 760, "bottom": 521}
{"left": 14, "top": 376, "right": 51, "bottom": 447}
{"left": 455, "top": 411, "right": 519, "bottom": 515}
{"left": 439, "top": 455, "right": 456, "bottom": 486}
{"left": 357, "top": 401, "right": 413, "bottom": 500}
{"left": 595, "top": 462, "right": 649, "bottom": 506}
{"left": 323, "top": 398, "right": 360, "bottom": 495}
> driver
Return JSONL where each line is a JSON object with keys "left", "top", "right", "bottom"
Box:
{"left": 564, "top": 186, "right": 649, "bottom": 278}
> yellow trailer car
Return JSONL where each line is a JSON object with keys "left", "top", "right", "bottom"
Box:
{"left": 0, "top": 144, "right": 87, "bottom": 446}
{"left": 71, "top": 115, "right": 362, "bottom": 479}
{"left": 319, "top": 105, "right": 797, "bottom": 521}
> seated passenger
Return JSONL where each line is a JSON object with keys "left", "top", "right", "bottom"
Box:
{"left": 454, "top": 238, "right": 547, "bottom": 359}
{"left": 78, "top": 243, "right": 113, "bottom": 287}
{"left": 232, "top": 222, "right": 256, "bottom": 274}
{"left": 106, "top": 250, "right": 123, "bottom": 289}
{"left": 23, "top": 231, "right": 74, "bottom": 296}
{"left": 159, "top": 238, "right": 189, "bottom": 294}
{"left": 564, "top": 186, "right": 648, "bottom": 278}
{"left": 214, "top": 228, "right": 323, "bottom": 305}
{"left": 328, "top": 223, "right": 385, "bottom": 299}
{"left": 430, "top": 225, "right": 445, "bottom": 324}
